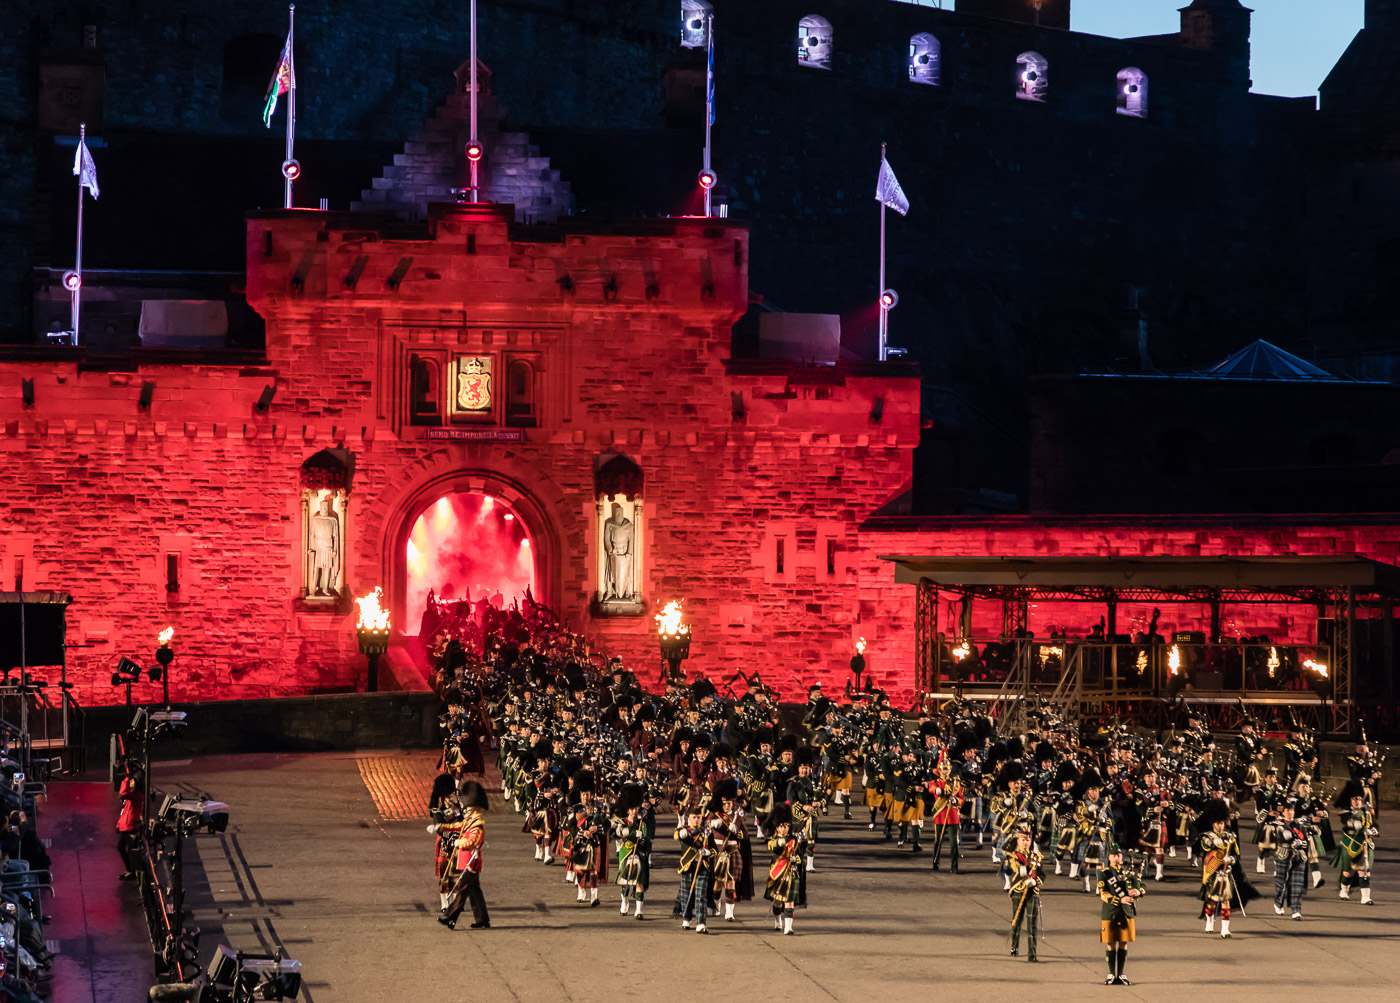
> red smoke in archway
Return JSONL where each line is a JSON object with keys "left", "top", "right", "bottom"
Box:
{"left": 405, "top": 492, "right": 535, "bottom": 634}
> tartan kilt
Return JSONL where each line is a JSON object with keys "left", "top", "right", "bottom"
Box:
{"left": 434, "top": 834, "right": 451, "bottom": 878}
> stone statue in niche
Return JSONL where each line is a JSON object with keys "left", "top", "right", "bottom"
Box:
{"left": 308, "top": 496, "right": 342, "bottom": 596}
{"left": 603, "top": 503, "right": 635, "bottom": 601}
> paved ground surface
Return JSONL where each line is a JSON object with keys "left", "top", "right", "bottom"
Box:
{"left": 50, "top": 750, "right": 1400, "bottom": 1002}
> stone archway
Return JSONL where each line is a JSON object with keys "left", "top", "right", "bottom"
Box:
{"left": 371, "top": 458, "right": 566, "bottom": 639}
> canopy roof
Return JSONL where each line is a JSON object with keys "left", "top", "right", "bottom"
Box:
{"left": 1204, "top": 339, "right": 1333, "bottom": 379}
{"left": 880, "top": 555, "right": 1400, "bottom": 602}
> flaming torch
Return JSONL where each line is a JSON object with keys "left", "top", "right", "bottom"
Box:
{"left": 151, "top": 627, "right": 176, "bottom": 705}
{"left": 1168, "top": 644, "right": 1181, "bottom": 677}
{"left": 952, "top": 639, "right": 971, "bottom": 663}
{"left": 851, "top": 637, "right": 867, "bottom": 692}
{"left": 1302, "top": 658, "right": 1328, "bottom": 680}
{"left": 1302, "top": 657, "right": 1332, "bottom": 700}
{"left": 1267, "top": 646, "right": 1280, "bottom": 679}
{"left": 356, "top": 586, "right": 391, "bottom": 693}
{"left": 656, "top": 600, "right": 692, "bottom": 683}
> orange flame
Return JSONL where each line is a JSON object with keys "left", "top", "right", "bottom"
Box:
{"left": 157, "top": 627, "right": 174, "bottom": 647}
{"left": 855, "top": 637, "right": 866, "bottom": 656}
{"left": 356, "top": 587, "right": 390, "bottom": 631}
{"left": 1267, "top": 646, "right": 1279, "bottom": 678}
{"left": 1303, "top": 658, "right": 1328, "bottom": 679}
{"left": 655, "top": 600, "right": 688, "bottom": 636}
{"left": 1168, "top": 645, "right": 1181, "bottom": 676}
{"left": 952, "top": 640, "right": 971, "bottom": 662}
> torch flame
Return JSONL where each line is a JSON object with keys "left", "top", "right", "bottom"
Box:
{"left": 952, "top": 640, "right": 971, "bottom": 662}
{"left": 1267, "top": 646, "right": 1279, "bottom": 678}
{"left": 655, "top": 600, "right": 687, "bottom": 636}
{"left": 356, "top": 587, "right": 391, "bottom": 631}
{"left": 157, "top": 627, "right": 174, "bottom": 647}
{"left": 855, "top": 637, "right": 866, "bottom": 655}
{"left": 1135, "top": 650, "right": 1148, "bottom": 672}
{"left": 1168, "top": 645, "right": 1181, "bottom": 676}
{"left": 1303, "top": 658, "right": 1328, "bottom": 679}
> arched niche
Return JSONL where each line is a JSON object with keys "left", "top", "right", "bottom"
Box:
{"left": 798, "top": 15, "right": 833, "bottom": 70}
{"left": 1017, "top": 51, "right": 1048, "bottom": 102}
{"left": 1117, "top": 67, "right": 1148, "bottom": 118}
{"left": 909, "top": 33, "right": 941, "bottom": 86}
{"left": 594, "top": 453, "right": 645, "bottom": 615}
{"left": 681, "top": 0, "right": 712, "bottom": 49}
{"left": 299, "top": 449, "right": 353, "bottom": 606}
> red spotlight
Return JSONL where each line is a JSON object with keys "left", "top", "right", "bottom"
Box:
{"left": 697, "top": 168, "right": 717, "bottom": 190}
{"left": 466, "top": 141, "right": 484, "bottom": 162}
{"left": 281, "top": 158, "right": 301, "bottom": 180}
{"left": 880, "top": 288, "right": 899, "bottom": 310}
{"left": 62, "top": 270, "right": 81, "bottom": 291}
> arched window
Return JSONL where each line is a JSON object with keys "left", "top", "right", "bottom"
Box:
{"left": 1117, "top": 67, "right": 1148, "bottom": 118}
{"left": 797, "top": 15, "right": 833, "bottom": 70}
{"left": 506, "top": 358, "right": 536, "bottom": 426}
{"left": 680, "top": 0, "right": 711, "bottom": 49}
{"left": 909, "top": 33, "right": 941, "bottom": 86}
{"left": 1016, "top": 51, "right": 1048, "bottom": 102}
{"left": 408, "top": 354, "right": 441, "bottom": 426}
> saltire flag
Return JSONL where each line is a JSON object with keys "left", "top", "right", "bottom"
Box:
{"left": 73, "top": 135, "right": 99, "bottom": 199}
{"left": 706, "top": 29, "right": 715, "bottom": 127}
{"left": 875, "top": 156, "right": 909, "bottom": 216}
{"left": 262, "top": 32, "right": 296, "bottom": 127}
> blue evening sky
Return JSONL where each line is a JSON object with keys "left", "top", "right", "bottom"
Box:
{"left": 1070, "top": 0, "right": 1364, "bottom": 97}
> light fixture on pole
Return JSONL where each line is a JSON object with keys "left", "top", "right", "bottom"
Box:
{"left": 880, "top": 288, "right": 899, "bottom": 311}
{"left": 152, "top": 627, "right": 176, "bottom": 706}
{"left": 355, "top": 587, "right": 391, "bottom": 693}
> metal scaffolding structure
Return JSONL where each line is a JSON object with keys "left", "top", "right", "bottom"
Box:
{"left": 889, "top": 556, "right": 1400, "bottom": 737}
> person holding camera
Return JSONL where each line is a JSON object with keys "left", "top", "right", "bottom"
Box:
{"left": 117, "top": 763, "right": 144, "bottom": 881}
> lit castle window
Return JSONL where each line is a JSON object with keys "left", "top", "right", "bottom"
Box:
{"left": 1017, "top": 51, "right": 1048, "bottom": 102}
{"left": 1117, "top": 67, "right": 1148, "bottom": 118}
{"left": 909, "top": 33, "right": 941, "bottom": 86}
{"left": 798, "top": 15, "right": 833, "bottom": 70}
{"left": 680, "top": 0, "right": 711, "bottom": 49}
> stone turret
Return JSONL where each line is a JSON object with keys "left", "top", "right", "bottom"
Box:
{"left": 1178, "top": 0, "right": 1253, "bottom": 90}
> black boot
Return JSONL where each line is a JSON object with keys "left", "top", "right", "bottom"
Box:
{"left": 884, "top": 820, "right": 893, "bottom": 841}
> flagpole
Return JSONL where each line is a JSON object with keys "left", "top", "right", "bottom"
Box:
{"left": 73, "top": 123, "right": 85, "bottom": 346}
{"left": 284, "top": 4, "right": 296, "bottom": 209}
{"left": 470, "top": 0, "right": 479, "bottom": 202}
{"left": 703, "top": 13, "right": 714, "bottom": 218}
{"left": 878, "top": 142, "right": 887, "bottom": 363}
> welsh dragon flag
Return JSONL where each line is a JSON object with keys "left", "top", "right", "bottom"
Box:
{"left": 262, "top": 32, "right": 295, "bottom": 127}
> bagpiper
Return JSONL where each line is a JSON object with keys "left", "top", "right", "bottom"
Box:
{"left": 763, "top": 803, "right": 808, "bottom": 935}
{"left": 1007, "top": 824, "right": 1042, "bottom": 962}
{"left": 671, "top": 805, "right": 713, "bottom": 932}
{"left": 1270, "top": 798, "right": 1311, "bottom": 920}
{"left": 1197, "top": 800, "right": 1259, "bottom": 937}
{"left": 1097, "top": 843, "right": 1146, "bottom": 986}
{"left": 1330, "top": 779, "right": 1377, "bottom": 905}
{"left": 614, "top": 787, "right": 650, "bottom": 919}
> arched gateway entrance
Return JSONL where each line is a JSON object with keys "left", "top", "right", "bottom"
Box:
{"left": 385, "top": 470, "right": 559, "bottom": 639}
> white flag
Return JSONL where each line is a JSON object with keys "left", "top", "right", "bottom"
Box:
{"left": 73, "top": 137, "right": 99, "bottom": 199}
{"left": 876, "top": 156, "right": 908, "bottom": 216}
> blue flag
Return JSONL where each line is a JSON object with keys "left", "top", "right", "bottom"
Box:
{"left": 706, "top": 24, "right": 715, "bottom": 127}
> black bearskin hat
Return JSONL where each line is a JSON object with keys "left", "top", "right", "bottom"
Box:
{"left": 638, "top": 703, "right": 657, "bottom": 723}
{"left": 795, "top": 747, "right": 816, "bottom": 767}
{"left": 765, "top": 802, "right": 794, "bottom": 830}
{"left": 712, "top": 742, "right": 735, "bottom": 762}
{"left": 919, "top": 720, "right": 941, "bottom": 740}
{"left": 1053, "top": 762, "right": 1080, "bottom": 787}
{"left": 616, "top": 785, "right": 645, "bottom": 812}
{"left": 1034, "top": 741, "right": 1056, "bottom": 765}
{"left": 778, "top": 734, "right": 800, "bottom": 754}
{"left": 1076, "top": 767, "right": 1104, "bottom": 793}
{"left": 715, "top": 777, "right": 740, "bottom": 801}
{"left": 571, "top": 770, "right": 595, "bottom": 795}
{"left": 457, "top": 780, "right": 489, "bottom": 809}
{"left": 1335, "top": 779, "right": 1367, "bottom": 809}
{"left": 996, "top": 760, "right": 1026, "bottom": 787}
{"left": 1006, "top": 737, "right": 1024, "bottom": 760}
{"left": 1199, "top": 799, "right": 1231, "bottom": 828}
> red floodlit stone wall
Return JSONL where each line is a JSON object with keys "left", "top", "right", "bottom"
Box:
{"left": 0, "top": 205, "right": 923, "bottom": 706}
